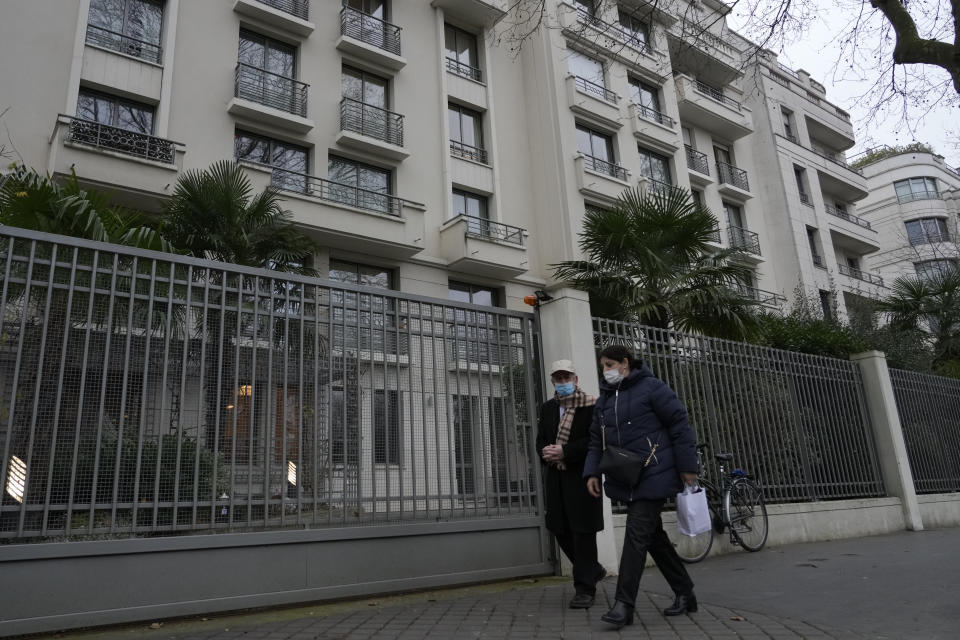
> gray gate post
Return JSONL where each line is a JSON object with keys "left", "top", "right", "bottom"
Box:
{"left": 850, "top": 351, "right": 924, "bottom": 531}
{"left": 536, "top": 287, "right": 619, "bottom": 574}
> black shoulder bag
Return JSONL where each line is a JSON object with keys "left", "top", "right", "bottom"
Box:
{"left": 597, "top": 390, "right": 659, "bottom": 487}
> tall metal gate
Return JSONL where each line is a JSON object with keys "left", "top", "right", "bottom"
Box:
{"left": 0, "top": 227, "right": 551, "bottom": 636}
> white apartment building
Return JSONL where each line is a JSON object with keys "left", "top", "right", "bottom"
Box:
{"left": 857, "top": 149, "right": 960, "bottom": 285}
{"left": 0, "top": 0, "right": 872, "bottom": 317}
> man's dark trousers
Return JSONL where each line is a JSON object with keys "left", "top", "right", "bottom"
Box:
{"left": 555, "top": 529, "right": 600, "bottom": 595}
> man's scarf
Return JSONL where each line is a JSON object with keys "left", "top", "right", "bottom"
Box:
{"left": 554, "top": 387, "right": 596, "bottom": 470}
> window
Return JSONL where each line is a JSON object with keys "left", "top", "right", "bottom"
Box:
{"left": 819, "top": 290, "right": 833, "bottom": 322}
{"left": 445, "top": 24, "right": 481, "bottom": 81}
{"left": 77, "top": 89, "right": 154, "bottom": 134}
{"left": 449, "top": 281, "right": 499, "bottom": 307}
{"left": 234, "top": 130, "right": 308, "bottom": 191}
{"left": 448, "top": 104, "right": 486, "bottom": 162}
{"left": 905, "top": 218, "right": 950, "bottom": 245}
{"left": 807, "top": 227, "right": 824, "bottom": 267}
{"left": 328, "top": 259, "right": 393, "bottom": 290}
{"left": 915, "top": 259, "right": 958, "bottom": 281}
{"left": 895, "top": 177, "right": 939, "bottom": 203}
{"left": 374, "top": 390, "right": 400, "bottom": 464}
{"left": 345, "top": 0, "right": 385, "bottom": 18}
{"left": 330, "top": 388, "right": 359, "bottom": 465}
{"left": 447, "top": 284, "right": 501, "bottom": 365}
{"left": 691, "top": 189, "right": 703, "bottom": 207}
{"left": 629, "top": 79, "right": 665, "bottom": 123}
{"left": 724, "top": 202, "right": 744, "bottom": 229}
{"left": 86, "top": 0, "right": 163, "bottom": 63}
{"left": 846, "top": 257, "right": 860, "bottom": 270}
{"left": 713, "top": 144, "right": 733, "bottom": 166}
{"left": 327, "top": 155, "right": 393, "bottom": 215}
{"left": 682, "top": 127, "right": 695, "bottom": 148}
{"left": 637, "top": 146, "right": 671, "bottom": 190}
{"left": 577, "top": 125, "right": 621, "bottom": 177}
{"left": 237, "top": 30, "right": 299, "bottom": 113}
{"left": 329, "top": 260, "right": 403, "bottom": 356}
{"left": 618, "top": 10, "right": 649, "bottom": 48}
{"left": 794, "top": 165, "right": 810, "bottom": 204}
{"left": 342, "top": 65, "right": 388, "bottom": 109}
{"left": 567, "top": 49, "right": 605, "bottom": 94}
{"left": 342, "top": 66, "right": 399, "bottom": 144}
{"left": 781, "top": 107, "right": 796, "bottom": 142}
{"left": 571, "top": 0, "right": 594, "bottom": 17}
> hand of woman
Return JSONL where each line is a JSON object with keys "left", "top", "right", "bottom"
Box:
{"left": 681, "top": 472, "right": 699, "bottom": 486}
{"left": 586, "top": 476, "right": 602, "bottom": 497}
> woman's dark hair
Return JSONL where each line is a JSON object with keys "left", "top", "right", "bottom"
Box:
{"left": 599, "top": 344, "right": 635, "bottom": 366}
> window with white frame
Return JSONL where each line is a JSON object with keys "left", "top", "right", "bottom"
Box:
{"left": 894, "top": 177, "right": 939, "bottom": 203}
{"left": 905, "top": 217, "right": 950, "bottom": 245}
{"left": 86, "top": 0, "right": 163, "bottom": 63}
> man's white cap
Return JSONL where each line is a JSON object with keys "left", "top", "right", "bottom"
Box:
{"left": 549, "top": 359, "right": 576, "bottom": 376}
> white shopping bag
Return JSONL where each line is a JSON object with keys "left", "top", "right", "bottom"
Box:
{"left": 676, "top": 485, "right": 711, "bottom": 537}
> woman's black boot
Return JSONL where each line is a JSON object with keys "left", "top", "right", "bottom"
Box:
{"left": 600, "top": 600, "right": 635, "bottom": 628}
{"left": 663, "top": 592, "right": 698, "bottom": 616}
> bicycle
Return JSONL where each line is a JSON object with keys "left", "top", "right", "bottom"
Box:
{"left": 674, "top": 443, "right": 769, "bottom": 563}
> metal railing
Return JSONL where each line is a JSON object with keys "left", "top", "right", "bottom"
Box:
{"left": 446, "top": 57, "right": 483, "bottom": 82}
{"left": 339, "top": 97, "right": 404, "bottom": 147}
{"left": 834, "top": 106, "right": 851, "bottom": 122}
{"left": 838, "top": 264, "right": 884, "bottom": 286}
{"left": 707, "top": 226, "right": 721, "bottom": 242}
{"left": 717, "top": 161, "right": 750, "bottom": 191}
{"left": 784, "top": 132, "right": 799, "bottom": 144}
{"left": 810, "top": 147, "right": 863, "bottom": 175}
{"left": 65, "top": 116, "right": 177, "bottom": 165}
{"left": 678, "top": 19, "right": 737, "bottom": 58}
{"left": 770, "top": 72, "right": 792, "bottom": 88}
{"left": 85, "top": 23, "right": 162, "bottom": 64}
{"left": 695, "top": 80, "right": 741, "bottom": 110}
{"left": 340, "top": 5, "right": 401, "bottom": 56}
{"left": 684, "top": 145, "right": 709, "bottom": 175}
{"left": 269, "top": 167, "right": 403, "bottom": 217}
{"left": 825, "top": 204, "right": 873, "bottom": 230}
{"left": 646, "top": 178, "right": 671, "bottom": 196}
{"left": 633, "top": 103, "right": 674, "bottom": 127}
{"left": 571, "top": 5, "right": 654, "bottom": 55}
{"left": 908, "top": 231, "right": 952, "bottom": 246}
{"left": 812, "top": 253, "right": 825, "bottom": 268}
{"left": 450, "top": 141, "right": 488, "bottom": 164}
{"left": 897, "top": 191, "right": 943, "bottom": 204}
{"left": 890, "top": 368, "right": 960, "bottom": 494}
{"left": 581, "top": 154, "right": 629, "bottom": 181}
{"left": 592, "top": 319, "right": 885, "bottom": 504}
{"left": 728, "top": 225, "right": 761, "bottom": 255}
{"left": 799, "top": 191, "right": 812, "bottom": 206}
{"left": 731, "top": 283, "right": 787, "bottom": 308}
{"left": 0, "top": 227, "right": 541, "bottom": 540}
{"left": 257, "top": 0, "right": 309, "bottom": 20}
{"left": 457, "top": 215, "right": 525, "bottom": 247}
{"left": 234, "top": 63, "right": 308, "bottom": 117}
{"left": 572, "top": 75, "right": 618, "bottom": 103}
{"left": 777, "top": 62, "right": 800, "bottom": 79}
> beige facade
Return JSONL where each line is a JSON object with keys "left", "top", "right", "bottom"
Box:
{"left": 0, "top": 0, "right": 872, "bottom": 316}
{"left": 857, "top": 151, "right": 960, "bottom": 285}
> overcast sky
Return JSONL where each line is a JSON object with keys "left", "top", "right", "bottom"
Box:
{"left": 729, "top": 7, "right": 960, "bottom": 168}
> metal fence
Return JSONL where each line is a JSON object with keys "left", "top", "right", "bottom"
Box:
{"left": 593, "top": 319, "right": 886, "bottom": 504}
{"left": 889, "top": 368, "right": 960, "bottom": 493}
{"left": 0, "top": 228, "right": 541, "bottom": 540}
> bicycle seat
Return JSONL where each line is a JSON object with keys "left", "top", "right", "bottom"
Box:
{"left": 714, "top": 452, "right": 734, "bottom": 462}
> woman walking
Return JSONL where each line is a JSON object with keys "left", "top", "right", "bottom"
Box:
{"left": 583, "top": 344, "right": 700, "bottom": 628}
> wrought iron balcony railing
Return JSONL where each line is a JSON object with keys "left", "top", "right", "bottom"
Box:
{"left": 646, "top": 178, "right": 671, "bottom": 196}
{"left": 458, "top": 215, "right": 525, "bottom": 247}
{"left": 812, "top": 253, "right": 826, "bottom": 268}
{"left": 85, "top": 24, "right": 162, "bottom": 63}
{"left": 573, "top": 75, "right": 618, "bottom": 103}
{"left": 810, "top": 147, "right": 863, "bottom": 174}
{"left": 778, "top": 62, "right": 800, "bottom": 79}
{"left": 235, "top": 63, "right": 308, "bottom": 117}
{"left": 799, "top": 191, "right": 812, "bottom": 205}
{"left": 66, "top": 116, "right": 177, "bottom": 164}
{"left": 897, "top": 191, "right": 943, "bottom": 204}
{"left": 685, "top": 145, "right": 709, "bottom": 175}
{"left": 839, "top": 264, "right": 884, "bottom": 286}
{"left": 572, "top": 5, "right": 654, "bottom": 55}
{"left": 784, "top": 132, "right": 798, "bottom": 144}
{"left": 908, "top": 231, "right": 952, "bottom": 246}
{"left": 728, "top": 225, "right": 761, "bottom": 255}
{"left": 340, "top": 97, "right": 404, "bottom": 146}
{"left": 707, "top": 226, "right": 722, "bottom": 242}
{"left": 446, "top": 57, "right": 483, "bottom": 82}
{"left": 731, "top": 283, "right": 786, "bottom": 308}
{"left": 717, "top": 161, "right": 750, "bottom": 191}
{"left": 257, "top": 0, "right": 309, "bottom": 19}
{"left": 270, "top": 167, "right": 403, "bottom": 216}
{"left": 695, "top": 80, "right": 741, "bottom": 110}
{"left": 633, "top": 103, "right": 674, "bottom": 127}
{"left": 450, "top": 141, "right": 488, "bottom": 164}
{"left": 582, "top": 154, "right": 629, "bottom": 181}
{"left": 340, "top": 5, "right": 401, "bottom": 56}
{"left": 825, "top": 204, "right": 873, "bottom": 230}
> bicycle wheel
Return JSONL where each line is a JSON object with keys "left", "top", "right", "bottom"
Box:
{"left": 674, "top": 522, "right": 713, "bottom": 563}
{"left": 724, "top": 479, "right": 768, "bottom": 552}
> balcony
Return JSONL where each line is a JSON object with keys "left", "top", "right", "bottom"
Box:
{"left": 260, "top": 166, "right": 424, "bottom": 259}
{"left": 909, "top": 231, "right": 952, "bottom": 247}
{"left": 707, "top": 226, "right": 722, "bottom": 243}
{"left": 430, "top": 0, "right": 507, "bottom": 28}
{"left": 566, "top": 75, "right": 621, "bottom": 129}
{"left": 812, "top": 253, "right": 826, "bottom": 269}
{"left": 336, "top": 97, "right": 408, "bottom": 160}
{"left": 559, "top": 2, "right": 663, "bottom": 71}
{"left": 233, "top": 0, "right": 314, "bottom": 37}
{"left": 799, "top": 191, "right": 812, "bottom": 206}
{"left": 581, "top": 154, "right": 628, "bottom": 181}
{"left": 439, "top": 215, "right": 528, "bottom": 279}
{"left": 450, "top": 141, "right": 488, "bottom": 165}
{"left": 731, "top": 283, "right": 786, "bottom": 309}
{"left": 825, "top": 204, "right": 872, "bottom": 230}
{"left": 228, "top": 63, "right": 313, "bottom": 133}
{"left": 645, "top": 178, "right": 672, "bottom": 196}
{"left": 716, "top": 161, "right": 751, "bottom": 197}
{"left": 674, "top": 74, "right": 752, "bottom": 139}
{"left": 85, "top": 24, "right": 161, "bottom": 64}
{"left": 628, "top": 103, "right": 679, "bottom": 153}
{"left": 446, "top": 57, "right": 482, "bottom": 83}
{"left": 685, "top": 145, "right": 709, "bottom": 177}
{"left": 336, "top": 5, "right": 405, "bottom": 70}
{"left": 728, "top": 226, "right": 761, "bottom": 256}
{"left": 50, "top": 115, "right": 184, "bottom": 211}
{"left": 575, "top": 154, "right": 631, "bottom": 203}
{"left": 839, "top": 264, "right": 885, "bottom": 287}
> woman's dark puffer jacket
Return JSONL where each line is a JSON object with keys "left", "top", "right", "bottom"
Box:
{"left": 583, "top": 363, "right": 698, "bottom": 502}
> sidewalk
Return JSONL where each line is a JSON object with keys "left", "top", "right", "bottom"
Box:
{"left": 30, "top": 528, "right": 958, "bottom": 640}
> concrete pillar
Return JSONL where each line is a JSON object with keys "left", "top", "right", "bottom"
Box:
{"left": 536, "top": 287, "right": 619, "bottom": 574}
{"left": 850, "top": 351, "right": 924, "bottom": 531}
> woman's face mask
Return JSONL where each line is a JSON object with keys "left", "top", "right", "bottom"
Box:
{"left": 603, "top": 369, "right": 623, "bottom": 384}
{"left": 554, "top": 382, "right": 575, "bottom": 397}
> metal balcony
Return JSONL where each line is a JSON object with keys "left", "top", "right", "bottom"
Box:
{"left": 646, "top": 178, "right": 671, "bottom": 196}
{"left": 799, "top": 191, "right": 812, "bottom": 206}
{"left": 825, "top": 204, "right": 873, "bottom": 230}
{"left": 573, "top": 75, "right": 618, "bottom": 103}
{"left": 572, "top": 5, "right": 654, "bottom": 56}
{"left": 685, "top": 145, "right": 709, "bottom": 175}
{"left": 257, "top": 0, "right": 308, "bottom": 19}
{"left": 839, "top": 264, "right": 884, "bottom": 286}
{"left": 446, "top": 57, "right": 482, "bottom": 82}
{"left": 340, "top": 5, "right": 401, "bottom": 56}
{"left": 732, "top": 283, "right": 786, "bottom": 308}
{"left": 450, "top": 141, "right": 488, "bottom": 164}
{"left": 270, "top": 167, "right": 403, "bottom": 217}
{"left": 582, "top": 154, "right": 629, "bottom": 181}
{"left": 459, "top": 215, "right": 525, "bottom": 246}
{"left": 728, "top": 225, "right": 761, "bottom": 255}
{"left": 66, "top": 116, "right": 177, "bottom": 164}
{"left": 235, "top": 63, "right": 308, "bottom": 117}
{"left": 812, "top": 253, "right": 826, "bottom": 268}
{"left": 695, "top": 80, "right": 741, "bottom": 110}
{"left": 633, "top": 103, "right": 674, "bottom": 127}
{"left": 340, "top": 97, "right": 404, "bottom": 147}
{"left": 717, "top": 161, "right": 750, "bottom": 191}
{"left": 85, "top": 24, "right": 161, "bottom": 63}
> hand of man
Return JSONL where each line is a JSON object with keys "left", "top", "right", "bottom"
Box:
{"left": 681, "top": 472, "right": 699, "bottom": 486}
{"left": 541, "top": 444, "right": 564, "bottom": 463}
{"left": 586, "top": 476, "right": 601, "bottom": 498}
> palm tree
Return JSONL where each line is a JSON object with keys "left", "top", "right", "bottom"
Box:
{"left": 163, "top": 160, "right": 317, "bottom": 275}
{"left": 552, "top": 186, "right": 761, "bottom": 339}
{"left": 877, "top": 270, "right": 960, "bottom": 368}
{"left": 0, "top": 164, "right": 172, "bottom": 251}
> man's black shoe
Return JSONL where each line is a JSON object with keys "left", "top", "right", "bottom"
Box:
{"left": 663, "top": 592, "right": 698, "bottom": 616}
{"left": 600, "top": 600, "right": 634, "bottom": 627}
{"left": 569, "top": 592, "right": 595, "bottom": 609}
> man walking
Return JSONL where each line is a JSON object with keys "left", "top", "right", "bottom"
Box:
{"left": 536, "top": 359, "right": 605, "bottom": 608}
